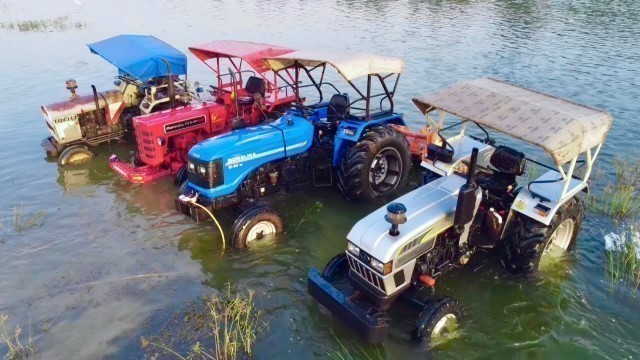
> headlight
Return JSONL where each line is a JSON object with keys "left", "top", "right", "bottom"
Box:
{"left": 198, "top": 166, "right": 206, "bottom": 175}
{"left": 188, "top": 162, "right": 195, "bottom": 171}
{"left": 370, "top": 258, "right": 393, "bottom": 275}
{"left": 347, "top": 242, "right": 360, "bottom": 256}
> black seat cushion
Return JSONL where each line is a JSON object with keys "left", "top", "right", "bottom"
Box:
{"left": 327, "top": 94, "right": 350, "bottom": 123}
{"left": 490, "top": 146, "right": 526, "bottom": 175}
{"left": 245, "top": 76, "right": 265, "bottom": 96}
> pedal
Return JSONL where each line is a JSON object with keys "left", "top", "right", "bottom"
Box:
{"left": 313, "top": 164, "right": 333, "bottom": 187}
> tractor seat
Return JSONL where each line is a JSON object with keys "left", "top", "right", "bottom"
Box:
{"left": 476, "top": 146, "right": 526, "bottom": 196}
{"left": 327, "top": 93, "right": 350, "bottom": 123}
{"left": 237, "top": 76, "right": 266, "bottom": 106}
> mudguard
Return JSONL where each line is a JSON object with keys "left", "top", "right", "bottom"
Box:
{"left": 332, "top": 113, "right": 405, "bottom": 166}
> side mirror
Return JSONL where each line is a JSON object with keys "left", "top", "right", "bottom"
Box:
{"left": 231, "top": 117, "right": 245, "bottom": 131}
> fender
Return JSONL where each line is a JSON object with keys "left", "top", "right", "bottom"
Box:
{"left": 504, "top": 169, "right": 589, "bottom": 228}
{"left": 332, "top": 113, "right": 406, "bottom": 167}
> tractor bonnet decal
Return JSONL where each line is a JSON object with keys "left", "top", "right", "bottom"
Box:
{"left": 224, "top": 141, "right": 308, "bottom": 169}
{"left": 164, "top": 116, "right": 207, "bottom": 134}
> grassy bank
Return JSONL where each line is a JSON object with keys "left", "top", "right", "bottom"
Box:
{"left": 587, "top": 156, "right": 640, "bottom": 218}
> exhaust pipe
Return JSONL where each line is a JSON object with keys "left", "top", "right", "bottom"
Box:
{"left": 91, "top": 85, "right": 105, "bottom": 126}
{"left": 161, "top": 58, "right": 175, "bottom": 110}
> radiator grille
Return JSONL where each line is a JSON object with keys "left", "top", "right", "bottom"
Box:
{"left": 347, "top": 254, "right": 385, "bottom": 292}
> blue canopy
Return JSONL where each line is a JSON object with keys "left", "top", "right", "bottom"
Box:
{"left": 87, "top": 35, "right": 187, "bottom": 81}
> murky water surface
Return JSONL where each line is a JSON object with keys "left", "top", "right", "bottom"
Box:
{"left": 1, "top": 0, "right": 639, "bottom": 358}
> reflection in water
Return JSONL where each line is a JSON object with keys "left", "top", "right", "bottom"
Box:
{"left": 0, "top": 0, "right": 639, "bottom": 358}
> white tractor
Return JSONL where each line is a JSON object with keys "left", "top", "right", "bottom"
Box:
{"left": 308, "top": 77, "right": 612, "bottom": 343}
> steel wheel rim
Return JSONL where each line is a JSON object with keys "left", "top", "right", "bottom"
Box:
{"left": 369, "top": 147, "right": 402, "bottom": 194}
{"left": 67, "top": 151, "right": 91, "bottom": 165}
{"left": 432, "top": 313, "right": 457, "bottom": 337}
{"left": 540, "top": 218, "right": 575, "bottom": 265}
{"left": 246, "top": 221, "right": 277, "bottom": 243}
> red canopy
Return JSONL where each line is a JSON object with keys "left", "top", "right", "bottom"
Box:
{"left": 189, "top": 40, "right": 294, "bottom": 74}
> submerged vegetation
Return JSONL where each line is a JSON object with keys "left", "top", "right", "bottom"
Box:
{"left": 587, "top": 156, "right": 640, "bottom": 218}
{"left": 0, "top": 314, "right": 37, "bottom": 360}
{"left": 0, "top": 16, "right": 87, "bottom": 32}
{"left": 141, "top": 286, "right": 264, "bottom": 359}
{"left": 604, "top": 223, "right": 640, "bottom": 295}
{"left": 0, "top": 204, "right": 46, "bottom": 244}
{"left": 327, "top": 335, "right": 386, "bottom": 360}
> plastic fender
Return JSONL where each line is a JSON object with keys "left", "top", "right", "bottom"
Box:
{"left": 332, "top": 114, "right": 406, "bottom": 167}
{"left": 509, "top": 184, "right": 587, "bottom": 227}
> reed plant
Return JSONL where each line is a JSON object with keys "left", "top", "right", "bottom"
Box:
{"left": 12, "top": 205, "right": 46, "bottom": 233}
{"left": 141, "top": 286, "right": 264, "bottom": 359}
{"left": 604, "top": 223, "right": 640, "bottom": 294}
{"left": 0, "top": 16, "right": 86, "bottom": 32}
{"left": 587, "top": 156, "right": 640, "bottom": 218}
{"left": 0, "top": 314, "right": 36, "bottom": 360}
{"left": 326, "top": 335, "right": 386, "bottom": 360}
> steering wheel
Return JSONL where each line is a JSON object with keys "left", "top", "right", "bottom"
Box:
{"left": 291, "top": 103, "right": 315, "bottom": 119}
{"left": 209, "top": 85, "right": 232, "bottom": 94}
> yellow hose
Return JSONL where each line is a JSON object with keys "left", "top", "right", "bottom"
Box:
{"left": 190, "top": 202, "right": 226, "bottom": 251}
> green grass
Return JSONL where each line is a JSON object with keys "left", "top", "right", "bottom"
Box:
{"left": 141, "top": 286, "right": 264, "bottom": 360}
{"left": 12, "top": 204, "right": 46, "bottom": 233}
{"left": 0, "top": 16, "right": 86, "bottom": 32}
{"left": 0, "top": 314, "right": 36, "bottom": 360}
{"left": 604, "top": 222, "right": 640, "bottom": 295}
{"left": 587, "top": 156, "right": 640, "bottom": 218}
{"left": 326, "top": 333, "right": 386, "bottom": 360}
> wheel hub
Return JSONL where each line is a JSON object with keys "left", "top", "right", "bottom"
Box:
{"left": 539, "top": 218, "right": 575, "bottom": 268}
{"left": 368, "top": 147, "right": 402, "bottom": 194}
{"left": 432, "top": 313, "right": 458, "bottom": 337}
{"left": 246, "top": 221, "right": 277, "bottom": 243}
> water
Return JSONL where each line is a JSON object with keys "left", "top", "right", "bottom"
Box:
{"left": 0, "top": 0, "right": 639, "bottom": 358}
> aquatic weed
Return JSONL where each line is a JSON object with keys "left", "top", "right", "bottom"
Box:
{"left": 293, "top": 200, "right": 323, "bottom": 232}
{"left": 12, "top": 204, "right": 46, "bottom": 233}
{"left": 0, "top": 314, "right": 37, "bottom": 360}
{"left": 141, "top": 285, "right": 265, "bottom": 359}
{"left": 587, "top": 156, "right": 640, "bottom": 218}
{"left": 0, "top": 16, "right": 87, "bottom": 32}
{"left": 326, "top": 333, "right": 386, "bottom": 360}
{"left": 604, "top": 222, "right": 640, "bottom": 295}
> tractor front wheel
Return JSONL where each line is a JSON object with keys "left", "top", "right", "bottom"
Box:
{"left": 338, "top": 126, "right": 410, "bottom": 201}
{"left": 501, "top": 197, "right": 585, "bottom": 274}
{"left": 58, "top": 145, "right": 94, "bottom": 166}
{"left": 174, "top": 164, "right": 187, "bottom": 186}
{"left": 322, "top": 252, "right": 348, "bottom": 278}
{"left": 231, "top": 206, "right": 284, "bottom": 249}
{"left": 412, "top": 296, "right": 463, "bottom": 343}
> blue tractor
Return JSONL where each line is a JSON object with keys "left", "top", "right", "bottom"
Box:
{"left": 175, "top": 50, "right": 412, "bottom": 247}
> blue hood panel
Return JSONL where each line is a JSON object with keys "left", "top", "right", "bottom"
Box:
{"left": 188, "top": 115, "right": 314, "bottom": 199}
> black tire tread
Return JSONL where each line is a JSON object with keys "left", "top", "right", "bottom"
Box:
{"left": 412, "top": 296, "right": 463, "bottom": 342}
{"left": 501, "top": 197, "right": 584, "bottom": 274}
{"left": 231, "top": 206, "right": 283, "bottom": 249}
{"left": 337, "top": 126, "right": 410, "bottom": 201}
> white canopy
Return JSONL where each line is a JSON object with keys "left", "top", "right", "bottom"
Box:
{"left": 413, "top": 78, "right": 612, "bottom": 166}
{"left": 263, "top": 49, "right": 404, "bottom": 81}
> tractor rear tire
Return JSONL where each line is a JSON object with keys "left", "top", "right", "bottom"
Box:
{"left": 412, "top": 296, "right": 463, "bottom": 342}
{"left": 231, "top": 206, "right": 284, "bottom": 249}
{"left": 58, "top": 145, "right": 94, "bottom": 166}
{"left": 501, "top": 197, "right": 584, "bottom": 274}
{"left": 322, "top": 252, "right": 348, "bottom": 278}
{"left": 338, "top": 126, "right": 411, "bottom": 201}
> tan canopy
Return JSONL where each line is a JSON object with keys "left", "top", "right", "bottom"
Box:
{"left": 263, "top": 49, "right": 404, "bottom": 81}
{"left": 412, "top": 78, "right": 612, "bottom": 166}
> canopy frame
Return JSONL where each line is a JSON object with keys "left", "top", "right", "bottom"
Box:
{"left": 270, "top": 59, "right": 401, "bottom": 119}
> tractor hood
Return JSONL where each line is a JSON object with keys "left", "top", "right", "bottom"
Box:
{"left": 189, "top": 114, "right": 313, "bottom": 171}
{"left": 347, "top": 175, "right": 467, "bottom": 264}
{"left": 42, "top": 90, "right": 124, "bottom": 121}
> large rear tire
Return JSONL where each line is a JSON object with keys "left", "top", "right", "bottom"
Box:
{"left": 412, "top": 296, "right": 463, "bottom": 342}
{"left": 58, "top": 145, "right": 94, "bottom": 166}
{"left": 501, "top": 197, "right": 585, "bottom": 274}
{"left": 338, "top": 126, "right": 411, "bottom": 201}
{"left": 231, "top": 206, "right": 284, "bottom": 249}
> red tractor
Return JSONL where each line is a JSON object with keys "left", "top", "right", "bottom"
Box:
{"left": 109, "top": 40, "right": 297, "bottom": 184}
